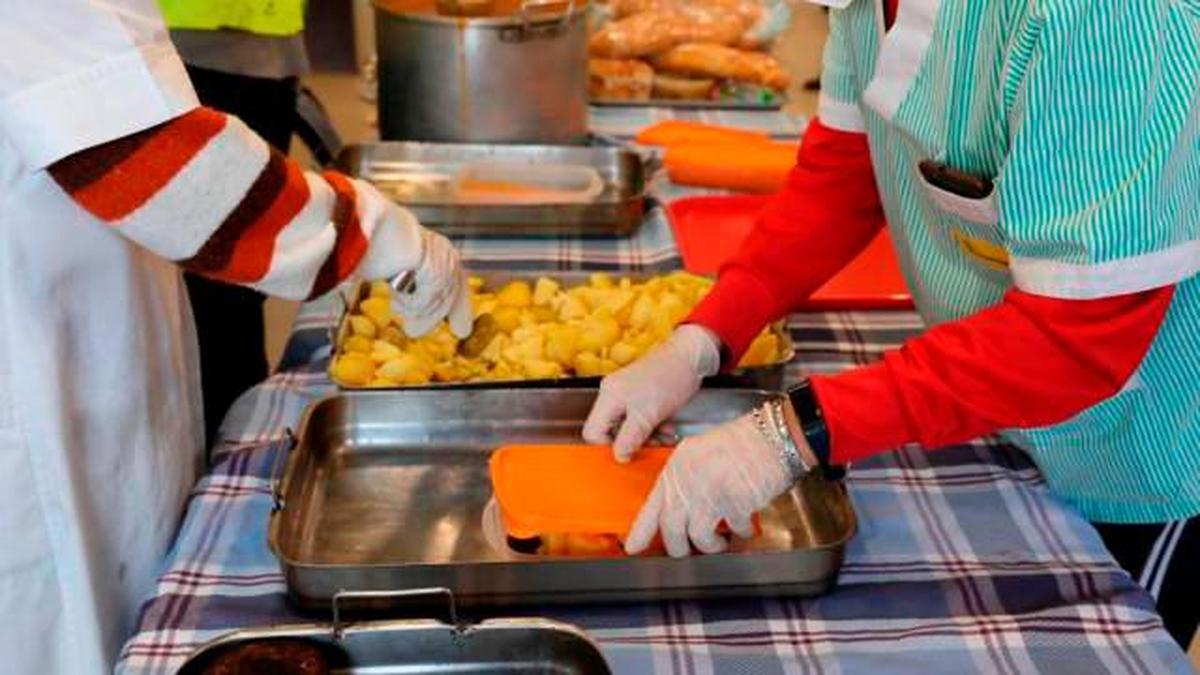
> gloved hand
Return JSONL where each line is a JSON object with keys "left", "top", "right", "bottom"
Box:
{"left": 625, "top": 410, "right": 797, "bottom": 557}
{"left": 351, "top": 178, "right": 473, "bottom": 339}
{"left": 582, "top": 324, "right": 722, "bottom": 460}
{"left": 391, "top": 227, "right": 473, "bottom": 338}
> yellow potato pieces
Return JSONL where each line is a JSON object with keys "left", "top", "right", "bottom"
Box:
{"left": 359, "top": 296, "right": 394, "bottom": 329}
{"left": 378, "top": 353, "right": 433, "bottom": 386}
{"left": 331, "top": 353, "right": 375, "bottom": 386}
{"left": 496, "top": 280, "right": 533, "bottom": 308}
{"left": 533, "top": 277, "right": 560, "bottom": 306}
{"left": 350, "top": 315, "right": 379, "bottom": 340}
{"left": 334, "top": 272, "right": 784, "bottom": 386}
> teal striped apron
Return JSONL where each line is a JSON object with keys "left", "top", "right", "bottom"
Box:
{"left": 815, "top": 0, "right": 1200, "bottom": 523}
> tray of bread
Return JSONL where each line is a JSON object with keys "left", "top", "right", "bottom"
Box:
{"left": 588, "top": 0, "right": 792, "bottom": 108}
{"left": 267, "top": 389, "right": 856, "bottom": 608}
{"left": 328, "top": 271, "right": 793, "bottom": 390}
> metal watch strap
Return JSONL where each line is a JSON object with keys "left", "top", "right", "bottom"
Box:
{"left": 785, "top": 379, "right": 832, "bottom": 470}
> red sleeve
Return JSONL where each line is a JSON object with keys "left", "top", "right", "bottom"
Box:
{"left": 686, "top": 118, "right": 885, "bottom": 362}
{"left": 812, "top": 286, "right": 1175, "bottom": 464}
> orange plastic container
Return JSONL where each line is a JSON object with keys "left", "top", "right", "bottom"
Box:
{"left": 489, "top": 444, "right": 672, "bottom": 540}
{"left": 634, "top": 120, "right": 772, "bottom": 148}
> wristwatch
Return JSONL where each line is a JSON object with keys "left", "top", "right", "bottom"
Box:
{"left": 785, "top": 379, "right": 840, "bottom": 478}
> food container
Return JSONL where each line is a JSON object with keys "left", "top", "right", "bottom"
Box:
{"left": 375, "top": 0, "right": 589, "bottom": 144}
{"left": 178, "top": 589, "right": 611, "bottom": 674}
{"left": 334, "top": 142, "right": 646, "bottom": 236}
{"left": 267, "top": 389, "right": 856, "bottom": 609}
{"left": 328, "top": 272, "right": 794, "bottom": 390}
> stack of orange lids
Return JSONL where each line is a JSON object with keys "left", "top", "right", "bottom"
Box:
{"left": 636, "top": 120, "right": 798, "bottom": 194}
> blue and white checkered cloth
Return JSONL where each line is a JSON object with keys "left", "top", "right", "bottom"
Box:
{"left": 116, "top": 108, "right": 1191, "bottom": 675}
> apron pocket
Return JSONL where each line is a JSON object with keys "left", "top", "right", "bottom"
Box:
{"left": 916, "top": 168, "right": 1010, "bottom": 272}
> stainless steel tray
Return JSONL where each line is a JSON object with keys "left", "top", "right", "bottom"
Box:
{"left": 268, "top": 389, "right": 856, "bottom": 610}
{"left": 334, "top": 142, "right": 646, "bottom": 237}
{"left": 330, "top": 271, "right": 795, "bottom": 391}
{"left": 178, "top": 589, "right": 611, "bottom": 674}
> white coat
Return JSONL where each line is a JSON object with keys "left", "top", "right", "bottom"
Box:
{"left": 0, "top": 1, "right": 204, "bottom": 672}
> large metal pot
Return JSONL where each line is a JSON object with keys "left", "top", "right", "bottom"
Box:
{"left": 375, "top": 0, "right": 589, "bottom": 144}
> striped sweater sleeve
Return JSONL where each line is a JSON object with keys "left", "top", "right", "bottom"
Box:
{"left": 48, "top": 107, "right": 421, "bottom": 300}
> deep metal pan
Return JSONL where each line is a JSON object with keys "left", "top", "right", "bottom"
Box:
{"left": 334, "top": 142, "right": 646, "bottom": 237}
{"left": 330, "top": 272, "right": 795, "bottom": 391}
{"left": 177, "top": 588, "right": 611, "bottom": 674}
{"left": 267, "top": 389, "right": 856, "bottom": 610}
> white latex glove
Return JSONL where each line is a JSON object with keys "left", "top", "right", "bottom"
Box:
{"left": 391, "top": 227, "right": 473, "bottom": 339}
{"left": 352, "top": 179, "right": 473, "bottom": 339}
{"left": 582, "top": 325, "right": 722, "bottom": 461}
{"left": 625, "top": 412, "right": 795, "bottom": 557}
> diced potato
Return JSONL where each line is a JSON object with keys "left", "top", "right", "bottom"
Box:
{"left": 609, "top": 340, "right": 641, "bottom": 366}
{"left": 573, "top": 352, "right": 605, "bottom": 378}
{"left": 598, "top": 358, "right": 621, "bottom": 376}
{"left": 369, "top": 280, "right": 393, "bottom": 299}
{"left": 331, "top": 354, "right": 374, "bottom": 386}
{"left": 558, "top": 295, "right": 589, "bottom": 321}
{"left": 492, "top": 306, "right": 522, "bottom": 333}
{"left": 544, "top": 324, "right": 581, "bottom": 366}
{"left": 528, "top": 305, "right": 558, "bottom": 324}
{"left": 524, "top": 359, "right": 564, "bottom": 380}
{"left": 496, "top": 280, "right": 533, "bottom": 308}
{"left": 532, "top": 277, "right": 560, "bottom": 306}
{"left": 381, "top": 325, "right": 408, "bottom": 348}
{"left": 368, "top": 377, "right": 399, "bottom": 388}
{"left": 577, "top": 314, "right": 621, "bottom": 353}
{"left": 343, "top": 335, "right": 373, "bottom": 354}
{"left": 378, "top": 353, "right": 433, "bottom": 386}
{"left": 360, "top": 297, "right": 394, "bottom": 329}
{"left": 628, "top": 295, "right": 656, "bottom": 330}
{"left": 349, "top": 315, "right": 377, "bottom": 339}
{"left": 589, "top": 272, "right": 614, "bottom": 289}
{"left": 370, "top": 340, "right": 404, "bottom": 363}
{"left": 468, "top": 275, "right": 486, "bottom": 291}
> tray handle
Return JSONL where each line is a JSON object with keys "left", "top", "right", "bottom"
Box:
{"left": 269, "top": 428, "right": 298, "bottom": 513}
{"left": 331, "top": 588, "right": 459, "bottom": 639}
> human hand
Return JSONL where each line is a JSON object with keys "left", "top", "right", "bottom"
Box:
{"left": 582, "top": 324, "right": 722, "bottom": 460}
{"left": 625, "top": 407, "right": 803, "bottom": 557}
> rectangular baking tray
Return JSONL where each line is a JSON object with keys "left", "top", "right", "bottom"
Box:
{"left": 329, "top": 272, "right": 795, "bottom": 391}
{"left": 268, "top": 389, "right": 856, "bottom": 610}
{"left": 177, "top": 590, "right": 610, "bottom": 674}
{"left": 334, "top": 142, "right": 647, "bottom": 237}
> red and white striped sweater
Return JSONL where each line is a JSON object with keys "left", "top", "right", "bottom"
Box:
{"left": 48, "top": 107, "right": 418, "bottom": 301}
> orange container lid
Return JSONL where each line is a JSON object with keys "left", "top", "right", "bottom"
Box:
{"left": 489, "top": 444, "right": 673, "bottom": 539}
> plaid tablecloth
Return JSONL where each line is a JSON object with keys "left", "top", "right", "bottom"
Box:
{"left": 116, "top": 108, "right": 1191, "bottom": 674}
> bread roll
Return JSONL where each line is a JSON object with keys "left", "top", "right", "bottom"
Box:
{"left": 652, "top": 42, "right": 790, "bottom": 90}
{"left": 651, "top": 73, "right": 717, "bottom": 100}
{"left": 588, "top": 9, "right": 746, "bottom": 58}
{"left": 588, "top": 58, "right": 654, "bottom": 100}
